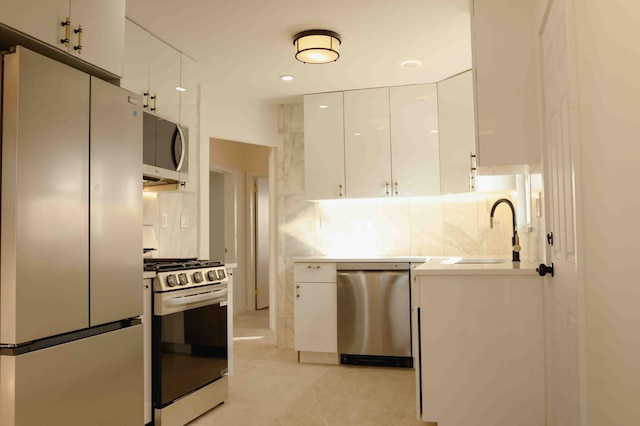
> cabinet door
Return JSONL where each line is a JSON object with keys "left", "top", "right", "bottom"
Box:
{"left": 472, "top": 0, "right": 540, "bottom": 168}
{"left": 121, "top": 19, "right": 152, "bottom": 100}
{"left": 68, "top": 0, "right": 125, "bottom": 76}
{"left": 344, "top": 88, "right": 392, "bottom": 198}
{"left": 418, "top": 275, "right": 544, "bottom": 425}
{"left": 294, "top": 282, "right": 337, "bottom": 353}
{"left": 148, "top": 34, "right": 181, "bottom": 123}
{"left": 0, "top": 0, "right": 69, "bottom": 52}
{"left": 304, "top": 92, "right": 345, "bottom": 200}
{"left": 438, "top": 71, "right": 475, "bottom": 194}
{"left": 390, "top": 84, "right": 440, "bottom": 197}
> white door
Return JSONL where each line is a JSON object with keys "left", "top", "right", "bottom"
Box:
{"left": 539, "top": 0, "right": 585, "bottom": 424}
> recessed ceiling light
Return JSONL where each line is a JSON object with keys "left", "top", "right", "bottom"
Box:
{"left": 401, "top": 60, "right": 422, "bottom": 68}
{"left": 280, "top": 75, "right": 294, "bottom": 81}
{"left": 175, "top": 86, "right": 186, "bottom": 92}
{"left": 319, "top": 105, "right": 328, "bottom": 109}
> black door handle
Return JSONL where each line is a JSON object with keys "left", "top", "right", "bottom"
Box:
{"left": 537, "top": 263, "right": 554, "bottom": 277}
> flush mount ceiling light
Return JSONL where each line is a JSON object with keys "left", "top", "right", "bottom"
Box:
{"left": 279, "top": 75, "right": 294, "bottom": 81}
{"left": 293, "top": 30, "right": 341, "bottom": 64}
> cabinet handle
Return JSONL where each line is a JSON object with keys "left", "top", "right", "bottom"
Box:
{"left": 73, "top": 25, "right": 83, "bottom": 53}
{"left": 385, "top": 181, "right": 390, "bottom": 196}
{"left": 296, "top": 285, "right": 300, "bottom": 298}
{"left": 394, "top": 181, "right": 398, "bottom": 196}
{"left": 60, "top": 18, "right": 71, "bottom": 47}
{"left": 150, "top": 93, "right": 157, "bottom": 112}
{"left": 469, "top": 152, "right": 477, "bottom": 191}
{"left": 306, "top": 265, "right": 321, "bottom": 269}
{"left": 143, "top": 92, "right": 150, "bottom": 110}
{"left": 339, "top": 184, "right": 343, "bottom": 197}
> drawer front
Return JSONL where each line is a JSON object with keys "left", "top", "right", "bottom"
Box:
{"left": 294, "top": 262, "right": 336, "bottom": 283}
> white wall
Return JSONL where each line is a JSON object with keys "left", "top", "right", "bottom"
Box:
{"left": 572, "top": 1, "right": 640, "bottom": 424}
{"left": 209, "top": 171, "right": 225, "bottom": 261}
{"left": 202, "top": 85, "right": 279, "bottom": 148}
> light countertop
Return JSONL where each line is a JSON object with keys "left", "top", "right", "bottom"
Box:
{"left": 143, "top": 271, "right": 156, "bottom": 279}
{"left": 413, "top": 257, "right": 539, "bottom": 276}
{"left": 293, "top": 255, "right": 539, "bottom": 276}
{"left": 292, "top": 256, "right": 430, "bottom": 263}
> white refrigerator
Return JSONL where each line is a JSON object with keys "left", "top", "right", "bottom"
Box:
{"left": 0, "top": 46, "right": 143, "bottom": 426}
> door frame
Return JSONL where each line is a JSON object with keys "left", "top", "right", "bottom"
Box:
{"left": 246, "top": 172, "right": 269, "bottom": 311}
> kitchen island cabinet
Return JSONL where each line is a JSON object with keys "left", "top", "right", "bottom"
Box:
{"left": 411, "top": 262, "right": 544, "bottom": 426}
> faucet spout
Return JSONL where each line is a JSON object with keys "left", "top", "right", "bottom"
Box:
{"left": 489, "top": 198, "right": 521, "bottom": 262}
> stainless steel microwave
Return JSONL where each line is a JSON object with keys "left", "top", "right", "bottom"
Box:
{"left": 142, "top": 112, "right": 188, "bottom": 187}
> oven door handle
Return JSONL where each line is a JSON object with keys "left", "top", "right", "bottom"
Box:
{"left": 164, "top": 288, "right": 227, "bottom": 307}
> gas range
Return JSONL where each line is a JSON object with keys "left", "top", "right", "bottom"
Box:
{"left": 143, "top": 258, "right": 228, "bottom": 292}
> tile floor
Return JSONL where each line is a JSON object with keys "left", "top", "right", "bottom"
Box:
{"left": 189, "top": 309, "right": 428, "bottom": 426}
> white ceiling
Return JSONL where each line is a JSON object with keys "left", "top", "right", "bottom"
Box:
{"left": 126, "top": 0, "right": 472, "bottom": 106}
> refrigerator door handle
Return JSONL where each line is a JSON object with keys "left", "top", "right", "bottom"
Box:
{"left": 176, "top": 125, "right": 186, "bottom": 172}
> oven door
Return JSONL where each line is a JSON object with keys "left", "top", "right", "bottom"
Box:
{"left": 152, "top": 285, "right": 228, "bottom": 408}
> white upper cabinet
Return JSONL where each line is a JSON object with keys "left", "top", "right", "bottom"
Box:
{"left": 179, "top": 54, "right": 199, "bottom": 127}
{"left": 304, "top": 92, "right": 346, "bottom": 200}
{"left": 471, "top": 0, "right": 540, "bottom": 169}
{"left": 121, "top": 19, "right": 181, "bottom": 123}
{"left": 148, "top": 36, "right": 181, "bottom": 123}
{"left": 390, "top": 84, "right": 441, "bottom": 197}
{"left": 438, "top": 71, "right": 476, "bottom": 194}
{"left": 0, "top": 0, "right": 125, "bottom": 77}
{"left": 0, "top": 0, "right": 69, "bottom": 52}
{"left": 67, "top": 0, "right": 125, "bottom": 76}
{"left": 344, "top": 88, "right": 392, "bottom": 199}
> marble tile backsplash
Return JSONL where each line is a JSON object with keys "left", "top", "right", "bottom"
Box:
{"left": 276, "top": 103, "right": 542, "bottom": 350}
{"left": 143, "top": 191, "right": 199, "bottom": 259}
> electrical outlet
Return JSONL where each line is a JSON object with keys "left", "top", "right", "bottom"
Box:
{"left": 161, "top": 213, "right": 168, "bottom": 228}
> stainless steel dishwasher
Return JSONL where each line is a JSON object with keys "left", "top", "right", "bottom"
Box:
{"left": 337, "top": 262, "right": 412, "bottom": 368}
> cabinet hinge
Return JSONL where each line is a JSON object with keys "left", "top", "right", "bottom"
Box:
{"left": 254, "top": 288, "right": 259, "bottom": 296}
{"left": 254, "top": 185, "right": 258, "bottom": 193}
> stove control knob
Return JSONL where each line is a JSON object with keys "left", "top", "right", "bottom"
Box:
{"left": 207, "top": 270, "right": 218, "bottom": 281}
{"left": 166, "top": 275, "right": 178, "bottom": 287}
{"left": 193, "top": 271, "right": 204, "bottom": 283}
{"left": 178, "top": 273, "right": 189, "bottom": 286}
{"left": 217, "top": 269, "right": 226, "bottom": 279}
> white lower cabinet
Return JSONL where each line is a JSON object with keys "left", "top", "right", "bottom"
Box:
{"left": 293, "top": 262, "right": 337, "bottom": 354}
{"left": 414, "top": 273, "right": 544, "bottom": 426}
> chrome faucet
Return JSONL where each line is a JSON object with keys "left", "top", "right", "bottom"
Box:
{"left": 490, "top": 198, "right": 521, "bottom": 262}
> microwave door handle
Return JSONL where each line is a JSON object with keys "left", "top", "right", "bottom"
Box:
{"left": 175, "top": 125, "right": 186, "bottom": 172}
